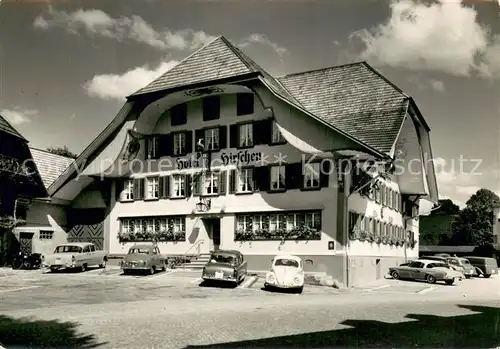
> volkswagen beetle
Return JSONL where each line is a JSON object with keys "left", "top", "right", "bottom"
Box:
{"left": 264, "top": 255, "right": 304, "bottom": 293}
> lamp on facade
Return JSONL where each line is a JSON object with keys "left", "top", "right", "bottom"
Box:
{"left": 196, "top": 197, "right": 211, "bottom": 212}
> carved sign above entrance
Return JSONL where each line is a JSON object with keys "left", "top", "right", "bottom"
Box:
{"left": 184, "top": 86, "right": 224, "bottom": 98}
{"left": 176, "top": 150, "right": 263, "bottom": 170}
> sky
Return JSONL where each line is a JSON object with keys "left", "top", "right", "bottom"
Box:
{"left": 1, "top": 0, "right": 499, "bottom": 210}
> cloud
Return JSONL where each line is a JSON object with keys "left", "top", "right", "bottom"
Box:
{"left": 238, "top": 34, "right": 288, "bottom": 61}
{"left": 83, "top": 60, "right": 179, "bottom": 100}
{"left": 0, "top": 108, "right": 37, "bottom": 125}
{"left": 33, "top": 7, "right": 215, "bottom": 51}
{"left": 352, "top": 0, "right": 500, "bottom": 78}
{"left": 408, "top": 75, "right": 445, "bottom": 92}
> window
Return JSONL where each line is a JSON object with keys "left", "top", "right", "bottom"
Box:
{"left": 237, "top": 215, "right": 251, "bottom": 231}
{"left": 146, "top": 177, "right": 159, "bottom": 199}
{"left": 170, "top": 103, "right": 187, "bottom": 126}
{"left": 173, "top": 133, "right": 186, "bottom": 156}
{"left": 238, "top": 123, "right": 253, "bottom": 148}
{"left": 121, "top": 220, "right": 132, "bottom": 233}
{"left": 172, "top": 175, "right": 186, "bottom": 198}
{"left": 408, "top": 261, "right": 425, "bottom": 268}
{"left": 271, "top": 122, "right": 286, "bottom": 144}
{"left": 270, "top": 166, "right": 285, "bottom": 191}
{"left": 203, "top": 172, "right": 219, "bottom": 195}
{"left": 173, "top": 218, "right": 185, "bottom": 234}
{"left": 39, "top": 230, "right": 53, "bottom": 240}
{"left": 253, "top": 215, "right": 265, "bottom": 232}
{"left": 238, "top": 168, "right": 253, "bottom": 193}
{"left": 236, "top": 93, "right": 254, "bottom": 116}
{"left": 146, "top": 136, "right": 158, "bottom": 159}
{"left": 147, "top": 219, "right": 155, "bottom": 233}
{"left": 134, "top": 219, "right": 143, "bottom": 233}
{"left": 202, "top": 96, "right": 220, "bottom": 121}
{"left": 204, "top": 128, "right": 219, "bottom": 151}
{"left": 269, "top": 214, "right": 286, "bottom": 231}
{"left": 303, "top": 163, "right": 320, "bottom": 189}
{"left": 122, "top": 179, "right": 134, "bottom": 201}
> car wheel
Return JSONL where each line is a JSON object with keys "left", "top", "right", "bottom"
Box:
{"left": 483, "top": 274, "right": 491, "bottom": 278}
{"left": 426, "top": 274, "right": 436, "bottom": 284}
{"left": 296, "top": 286, "right": 303, "bottom": 294}
{"left": 391, "top": 271, "right": 400, "bottom": 280}
{"left": 161, "top": 261, "right": 167, "bottom": 271}
{"left": 445, "top": 279, "right": 454, "bottom": 285}
{"left": 81, "top": 264, "right": 87, "bottom": 272}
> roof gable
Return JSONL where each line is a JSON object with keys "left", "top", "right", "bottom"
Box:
{"left": 0, "top": 114, "right": 26, "bottom": 140}
{"left": 277, "top": 62, "right": 409, "bottom": 154}
{"left": 29, "top": 148, "right": 75, "bottom": 189}
{"left": 130, "top": 36, "right": 258, "bottom": 97}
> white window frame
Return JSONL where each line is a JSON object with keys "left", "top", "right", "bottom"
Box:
{"left": 304, "top": 212, "right": 320, "bottom": 228}
{"left": 203, "top": 172, "right": 219, "bottom": 195}
{"left": 173, "top": 218, "right": 185, "bottom": 233}
{"left": 238, "top": 123, "right": 253, "bottom": 148}
{"left": 122, "top": 179, "right": 134, "bottom": 201}
{"left": 147, "top": 219, "right": 155, "bottom": 233}
{"left": 172, "top": 174, "right": 186, "bottom": 198}
{"left": 271, "top": 122, "right": 285, "bottom": 144}
{"left": 147, "top": 136, "right": 157, "bottom": 159}
{"left": 237, "top": 168, "right": 253, "bottom": 193}
{"left": 134, "top": 219, "right": 142, "bottom": 233}
{"left": 121, "top": 220, "right": 131, "bottom": 233}
{"left": 253, "top": 215, "right": 264, "bottom": 232}
{"left": 237, "top": 215, "right": 250, "bottom": 231}
{"left": 270, "top": 165, "right": 285, "bottom": 190}
{"left": 269, "top": 214, "right": 286, "bottom": 231}
{"left": 146, "top": 177, "right": 159, "bottom": 199}
{"left": 39, "top": 230, "right": 53, "bottom": 240}
{"left": 160, "top": 218, "right": 167, "bottom": 232}
{"left": 204, "top": 128, "right": 219, "bottom": 151}
{"left": 173, "top": 133, "right": 186, "bottom": 155}
{"left": 303, "top": 163, "right": 320, "bottom": 189}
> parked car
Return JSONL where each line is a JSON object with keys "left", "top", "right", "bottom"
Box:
{"left": 463, "top": 256, "right": 498, "bottom": 278}
{"left": 264, "top": 255, "right": 304, "bottom": 293}
{"left": 423, "top": 255, "right": 465, "bottom": 275}
{"left": 389, "top": 259, "right": 464, "bottom": 285}
{"left": 42, "top": 243, "right": 107, "bottom": 272}
{"left": 120, "top": 243, "right": 166, "bottom": 275}
{"left": 445, "top": 257, "right": 476, "bottom": 278}
{"left": 201, "top": 250, "right": 247, "bottom": 286}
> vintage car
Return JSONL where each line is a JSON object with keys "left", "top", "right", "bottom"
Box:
{"left": 389, "top": 259, "right": 464, "bottom": 285}
{"left": 264, "top": 255, "right": 304, "bottom": 293}
{"left": 120, "top": 244, "right": 166, "bottom": 275}
{"left": 423, "top": 255, "right": 465, "bottom": 275}
{"left": 445, "top": 257, "right": 476, "bottom": 278}
{"left": 201, "top": 250, "right": 247, "bottom": 285}
{"left": 42, "top": 242, "right": 107, "bottom": 272}
{"left": 463, "top": 256, "right": 499, "bottom": 278}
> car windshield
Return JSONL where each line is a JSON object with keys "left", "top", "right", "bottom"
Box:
{"left": 129, "top": 248, "right": 150, "bottom": 254}
{"left": 274, "top": 259, "right": 299, "bottom": 267}
{"left": 448, "top": 259, "right": 459, "bottom": 265}
{"left": 428, "top": 263, "right": 448, "bottom": 269}
{"left": 460, "top": 259, "right": 471, "bottom": 264}
{"left": 211, "top": 254, "right": 235, "bottom": 265}
{"left": 54, "top": 245, "right": 82, "bottom": 253}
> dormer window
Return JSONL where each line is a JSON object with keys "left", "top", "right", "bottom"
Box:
{"left": 236, "top": 93, "right": 254, "bottom": 116}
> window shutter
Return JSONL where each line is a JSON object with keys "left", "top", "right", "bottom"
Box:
{"left": 145, "top": 137, "right": 151, "bottom": 159}
{"left": 185, "top": 174, "right": 192, "bottom": 197}
{"left": 115, "top": 179, "right": 124, "bottom": 201}
{"left": 236, "top": 93, "right": 254, "bottom": 116}
{"left": 219, "top": 126, "right": 227, "bottom": 150}
{"left": 253, "top": 166, "right": 270, "bottom": 191}
{"left": 253, "top": 118, "right": 272, "bottom": 145}
{"left": 192, "top": 173, "right": 201, "bottom": 196}
{"left": 159, "top": 176, "right": 170, "bottom": 198}
{"left": 228, "top": 169, "right": 236, "bottom": 194}
{"left": 285, "top": 163, "right": 302, "bottom": 190}
{"left": 185, "top": 131, "right": 193, "bottom": 154}
{"left": 133, "top": 178, "right": 144, "bottom": 200}
{"left": 219, "top": 170, "right": 227, "bottom": 194}
{"left": 319, "top": 160, "right": 331, "bottom": 188}
{"left": 229, "top": 125, "right": 239, "bottom": 149}
{"left": 195, "top": 129, "right": 204, "bottom": 151}
{"left": 158, "top": 134, "right": 172, "bottom": 157}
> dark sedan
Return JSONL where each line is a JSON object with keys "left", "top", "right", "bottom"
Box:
{"left": 202, "top": 250, "right": 247, "bottom": 286}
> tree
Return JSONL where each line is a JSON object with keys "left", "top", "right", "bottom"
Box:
{"left": 46, "top": 146, "right": 78, "bottom": 159}
{"left": 430, "top": 199, "right": 460, "bottom": 216}
{"left": 451, "top": 189, "right": 500, "bottom": 246}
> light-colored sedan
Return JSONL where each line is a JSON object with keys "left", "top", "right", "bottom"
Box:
{"left": 120, "top": 244, "right": 166, "bottom": 275}
{"left": 389, "top": 259, "right": 464, "bottom": 285}
{"left": 264, "top": 255, "right": 304, "bottom": 293}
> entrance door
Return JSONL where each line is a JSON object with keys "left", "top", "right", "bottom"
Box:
{"left": 205, "top": 218, "right": 221, "bottom": 251}
{"left": 19, "top": 232, "right": 34, "bottom": 255}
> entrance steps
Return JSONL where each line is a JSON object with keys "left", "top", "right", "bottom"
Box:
{"left": 179, "top": 253, "right": 211, "bottom": 270}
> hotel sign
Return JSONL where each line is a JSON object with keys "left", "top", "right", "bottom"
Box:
{"left": 176, "top": 150, "right": 263, "bottom": 170}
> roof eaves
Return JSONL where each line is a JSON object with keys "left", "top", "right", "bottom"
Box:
{"left": 258, "top": 76, "right": 389, "bottom": 160}
{"left": 0, "top": 115, "right": 28, "bottom": 141}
